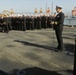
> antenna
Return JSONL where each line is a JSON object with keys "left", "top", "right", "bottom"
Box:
{"left": 46, "top": 2, "right": 47, "bottom": 13}
{"left": 52, "top": 1, "right": 53, "bottom": 15}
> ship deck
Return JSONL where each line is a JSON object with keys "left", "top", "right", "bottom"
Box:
{"left": 0, "top": 26, "right": 76, "bottom": 75}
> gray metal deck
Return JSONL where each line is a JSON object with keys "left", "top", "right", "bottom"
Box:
{"left": 0, "top": 27, "right": 75, "bottom": 75}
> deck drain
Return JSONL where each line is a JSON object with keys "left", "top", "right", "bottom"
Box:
{"left": 17, "top": 70, "right": 26, "bottom": 75}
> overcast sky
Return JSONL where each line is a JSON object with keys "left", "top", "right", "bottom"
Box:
{"left": 0, "top": 0, "right": 76, "bottom": 14}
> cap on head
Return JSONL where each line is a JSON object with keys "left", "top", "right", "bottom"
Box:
{"left": 56, "top": 5, "right": 62, "bottom": 9}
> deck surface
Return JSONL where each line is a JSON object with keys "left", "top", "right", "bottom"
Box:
{"left": 0, "top": 27, "right": 76, "bottom": 75}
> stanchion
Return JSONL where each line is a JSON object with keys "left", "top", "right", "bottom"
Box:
{"left": 74, "top": 37, "right": 76, "bottom": 75}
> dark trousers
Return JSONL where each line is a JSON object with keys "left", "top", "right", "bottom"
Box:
{"left": 2, "top": 24, "right": 9, "bottom": 33}
{"left": 55, "top": 30, "right": 63, "bottom": 50}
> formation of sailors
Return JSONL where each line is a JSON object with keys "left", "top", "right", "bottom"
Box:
{"left": 0, "top": 14, "right": 53, "bottom": 33}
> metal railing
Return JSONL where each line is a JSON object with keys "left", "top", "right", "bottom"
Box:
{"left": 64, "top": 18, "right": 76, "bottom": 26}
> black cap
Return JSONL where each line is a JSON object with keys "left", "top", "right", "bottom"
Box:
{"left": 56, "top": 5, "right": 62, "bottom": 9}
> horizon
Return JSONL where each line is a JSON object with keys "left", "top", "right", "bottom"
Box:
{"left": 0, "top": 0, "right": 76, "bottom": 16}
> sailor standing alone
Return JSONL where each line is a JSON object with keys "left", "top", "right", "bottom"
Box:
{"left": 51, "top": 6, "right": 65, "bottom": 52}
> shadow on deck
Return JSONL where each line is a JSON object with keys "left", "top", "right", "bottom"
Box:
{"left": 14, "top": 40, "right": 54, "bottom": 51}
{"left": 1, "top": 67, "right": 73, "bottom": 75}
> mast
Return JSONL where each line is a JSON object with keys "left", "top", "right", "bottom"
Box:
{"left": 52, "top": 1, "right": 53, "bottom": 15}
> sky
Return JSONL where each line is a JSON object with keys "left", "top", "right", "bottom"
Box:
{"left": 0, "top": 0, "right": 76, "bottom": 14}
